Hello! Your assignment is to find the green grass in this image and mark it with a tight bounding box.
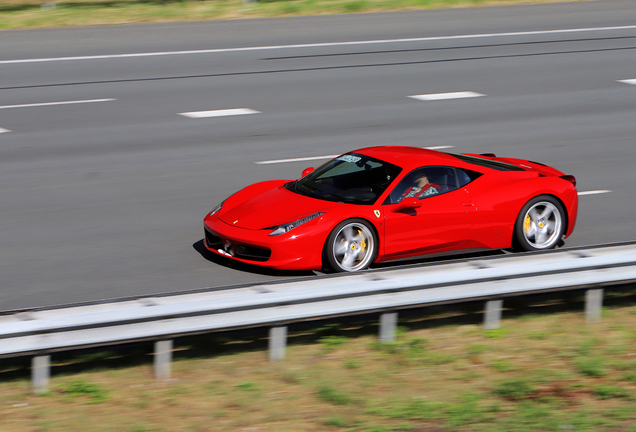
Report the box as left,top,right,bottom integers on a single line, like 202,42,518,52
59,379,108,403
576,357,606,377
319,335,348,350
316,385,353,405
493,378,535,400
592,385,632,400
0,0,585,30
235,381,260,391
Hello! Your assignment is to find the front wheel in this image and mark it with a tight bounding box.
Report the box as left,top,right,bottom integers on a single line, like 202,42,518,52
325,219,377,272
514,195,566,251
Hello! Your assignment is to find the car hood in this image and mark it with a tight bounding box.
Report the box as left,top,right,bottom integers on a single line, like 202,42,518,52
219,183,334,230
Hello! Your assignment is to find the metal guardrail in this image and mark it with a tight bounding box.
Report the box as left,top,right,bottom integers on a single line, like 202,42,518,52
3,242,636,393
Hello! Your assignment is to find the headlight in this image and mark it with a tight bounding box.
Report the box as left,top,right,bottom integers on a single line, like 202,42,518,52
269,212,324,236
208,201,224,216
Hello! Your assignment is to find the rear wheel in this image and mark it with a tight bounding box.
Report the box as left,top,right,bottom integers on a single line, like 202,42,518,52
514,195,565,251
325,219,377,272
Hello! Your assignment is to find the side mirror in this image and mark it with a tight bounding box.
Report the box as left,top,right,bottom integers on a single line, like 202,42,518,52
301,167,315,177
391,198,421,212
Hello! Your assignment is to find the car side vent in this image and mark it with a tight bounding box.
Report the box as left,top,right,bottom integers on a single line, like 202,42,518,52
479,153,496,157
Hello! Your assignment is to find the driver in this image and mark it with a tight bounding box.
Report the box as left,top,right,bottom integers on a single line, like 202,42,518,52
401,174,439,200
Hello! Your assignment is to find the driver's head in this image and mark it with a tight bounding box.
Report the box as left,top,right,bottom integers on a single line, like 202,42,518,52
415,175,430,188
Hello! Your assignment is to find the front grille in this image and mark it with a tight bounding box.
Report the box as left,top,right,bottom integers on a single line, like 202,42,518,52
204,227,271,262
235,244,271,262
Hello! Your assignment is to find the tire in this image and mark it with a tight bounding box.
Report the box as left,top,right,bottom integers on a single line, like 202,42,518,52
325,219,378,272
513,195,566,251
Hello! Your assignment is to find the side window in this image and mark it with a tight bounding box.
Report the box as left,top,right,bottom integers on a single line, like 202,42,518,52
457,168,483,187
385,166,460,204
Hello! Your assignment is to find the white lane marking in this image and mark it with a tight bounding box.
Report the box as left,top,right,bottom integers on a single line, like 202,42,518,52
0,127,11,133
424,146,455,150
578,190,611,196
255,146,455,164
256,155,338,165
409,92,485,101
618,79,636,85
0,99,115,109
179,108,260,118
3,25,636,65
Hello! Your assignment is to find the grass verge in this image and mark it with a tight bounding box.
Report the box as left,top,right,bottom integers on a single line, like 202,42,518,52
2,289,636,431
1,0,583,30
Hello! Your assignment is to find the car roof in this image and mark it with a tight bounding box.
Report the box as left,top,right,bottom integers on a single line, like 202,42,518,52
352,146,461,170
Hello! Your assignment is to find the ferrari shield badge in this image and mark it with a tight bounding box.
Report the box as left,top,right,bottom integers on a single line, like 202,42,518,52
374,210,381,218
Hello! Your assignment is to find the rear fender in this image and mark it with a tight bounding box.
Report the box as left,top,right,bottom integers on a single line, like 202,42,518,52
467,175,577,247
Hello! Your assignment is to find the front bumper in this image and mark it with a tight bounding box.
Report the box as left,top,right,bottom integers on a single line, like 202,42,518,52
203,216,327,271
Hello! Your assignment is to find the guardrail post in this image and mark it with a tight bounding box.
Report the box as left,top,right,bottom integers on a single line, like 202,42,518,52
154,340,173,380
32,355,50,393
269,326,287,362
380,312,398,343
484,300,503,330
585,289,604,323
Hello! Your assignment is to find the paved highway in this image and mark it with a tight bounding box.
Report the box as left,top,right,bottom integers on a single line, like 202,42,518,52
1,0,635,311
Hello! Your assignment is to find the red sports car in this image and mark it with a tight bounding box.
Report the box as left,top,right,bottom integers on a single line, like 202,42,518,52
204,146,577,272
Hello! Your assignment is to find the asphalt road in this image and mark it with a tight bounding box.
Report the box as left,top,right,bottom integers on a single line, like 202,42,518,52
1,0,636,311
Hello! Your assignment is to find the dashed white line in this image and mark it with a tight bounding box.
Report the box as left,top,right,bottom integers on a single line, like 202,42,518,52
578,190,611,196
424,146,455,150
0,99,116,110
3,25,636,65
256,155,338,165
0,127,11,133
179,108,260,119
618,79,636,85
255,146,455,165
409,92,485,101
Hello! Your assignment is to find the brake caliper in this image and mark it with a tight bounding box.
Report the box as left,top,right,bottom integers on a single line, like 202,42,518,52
524,215,532,234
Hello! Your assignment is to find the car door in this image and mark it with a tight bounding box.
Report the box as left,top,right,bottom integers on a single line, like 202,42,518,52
380,166,476,261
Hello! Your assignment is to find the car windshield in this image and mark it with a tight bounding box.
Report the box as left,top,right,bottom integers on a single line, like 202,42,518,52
287,153,402,205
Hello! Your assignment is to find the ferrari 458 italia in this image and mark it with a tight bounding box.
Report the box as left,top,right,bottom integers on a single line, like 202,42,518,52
204,146,578,272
